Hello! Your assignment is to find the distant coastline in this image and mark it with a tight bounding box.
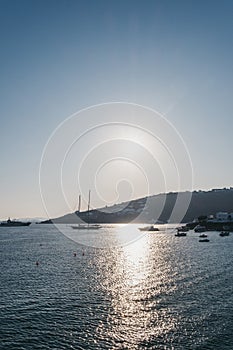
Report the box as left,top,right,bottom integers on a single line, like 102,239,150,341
39,187,233,225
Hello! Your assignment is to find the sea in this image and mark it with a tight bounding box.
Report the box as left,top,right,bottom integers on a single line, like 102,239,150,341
0,224,233,350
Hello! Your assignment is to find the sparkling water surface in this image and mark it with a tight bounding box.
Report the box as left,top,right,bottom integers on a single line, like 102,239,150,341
0,224,233,349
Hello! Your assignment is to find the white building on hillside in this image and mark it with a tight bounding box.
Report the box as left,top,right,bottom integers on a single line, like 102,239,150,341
216,212,232,221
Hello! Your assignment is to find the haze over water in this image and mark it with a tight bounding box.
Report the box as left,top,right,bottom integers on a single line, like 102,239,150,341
1,224,233,349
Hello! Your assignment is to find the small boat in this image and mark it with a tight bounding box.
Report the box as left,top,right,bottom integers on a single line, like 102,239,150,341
194,225,206,233
199,233,208,238
219,231,230,237
0,218,31,227
176,225,189,232
139,225,159,232
175,231,187,237
71,224,101,230
199,238,210,242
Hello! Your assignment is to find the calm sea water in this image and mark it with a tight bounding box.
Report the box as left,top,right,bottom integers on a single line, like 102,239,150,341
0,224,233,350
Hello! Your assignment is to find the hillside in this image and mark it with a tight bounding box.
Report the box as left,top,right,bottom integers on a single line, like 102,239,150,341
40,188,233,224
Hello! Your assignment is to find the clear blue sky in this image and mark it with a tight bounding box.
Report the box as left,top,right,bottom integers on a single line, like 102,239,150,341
0,0,233,218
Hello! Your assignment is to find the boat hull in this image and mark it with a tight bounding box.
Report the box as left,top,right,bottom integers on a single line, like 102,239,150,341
175,232,187,237
71,225,101,230
0,222,31,227
139,226,159,232
219,231,230,237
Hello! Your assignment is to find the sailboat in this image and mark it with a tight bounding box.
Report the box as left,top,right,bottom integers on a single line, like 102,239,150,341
71,190,101,230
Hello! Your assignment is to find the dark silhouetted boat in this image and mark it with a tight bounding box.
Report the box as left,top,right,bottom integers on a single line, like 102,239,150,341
176,225,189,232
0,218,31,227
199,238,210,242
175,231,187,237
199,233,208,238
219,231,230,237
139,225,159,232
194,225,206,233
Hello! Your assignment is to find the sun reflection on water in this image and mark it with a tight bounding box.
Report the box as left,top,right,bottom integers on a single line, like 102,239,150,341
95,224,179,348
121,234,151,287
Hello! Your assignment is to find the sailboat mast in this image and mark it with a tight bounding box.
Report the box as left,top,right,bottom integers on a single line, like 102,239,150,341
87,190,91,224
78,194,81,212
87,190,91,212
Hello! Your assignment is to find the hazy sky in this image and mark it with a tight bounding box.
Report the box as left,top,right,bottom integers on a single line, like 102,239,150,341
0,0,233,219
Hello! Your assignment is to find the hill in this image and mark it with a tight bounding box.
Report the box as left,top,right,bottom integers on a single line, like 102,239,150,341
40,188,233,224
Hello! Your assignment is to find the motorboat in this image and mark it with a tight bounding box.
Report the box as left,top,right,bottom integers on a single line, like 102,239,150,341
199,233,208,238
175,231,187,237
194,225,206,233
139,225,159,232
219,231,230,237
199,238,210,242
176,225,189,232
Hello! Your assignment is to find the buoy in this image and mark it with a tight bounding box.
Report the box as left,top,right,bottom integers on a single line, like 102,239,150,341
36,261,39,266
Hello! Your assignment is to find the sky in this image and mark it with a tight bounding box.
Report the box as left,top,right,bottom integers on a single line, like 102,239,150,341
0,0,233,219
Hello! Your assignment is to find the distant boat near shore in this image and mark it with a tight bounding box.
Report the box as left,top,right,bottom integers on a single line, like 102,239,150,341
194,225,206,233
139,225,159,232
199,233,208,238
176,225,189,232
175,231,187,237
71,224,101,230
0,218,31,227
71,191,102,230
174,226,188,236
219,231,230,237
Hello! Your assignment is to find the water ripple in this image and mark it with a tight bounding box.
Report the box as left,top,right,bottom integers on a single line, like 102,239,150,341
0,225,233,349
